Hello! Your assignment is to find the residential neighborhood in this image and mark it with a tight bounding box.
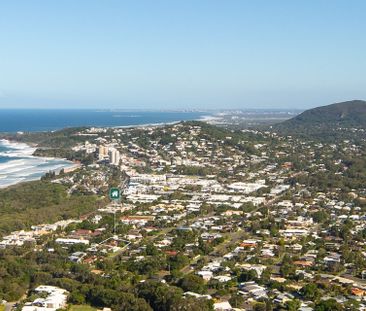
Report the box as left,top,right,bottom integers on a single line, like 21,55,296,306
1,121,366,311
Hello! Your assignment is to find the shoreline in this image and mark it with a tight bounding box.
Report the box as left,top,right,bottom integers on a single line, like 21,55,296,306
0,117,212,134
0,139,78,189
89,114,216,130
0,110,211,133
0,115,213,189
111,117,204,129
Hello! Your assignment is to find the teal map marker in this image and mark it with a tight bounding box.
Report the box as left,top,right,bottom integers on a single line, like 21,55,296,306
109,188,120,200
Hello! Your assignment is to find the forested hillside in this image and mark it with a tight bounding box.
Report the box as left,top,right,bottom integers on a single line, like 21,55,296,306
0,181,101,234
273,100,366,141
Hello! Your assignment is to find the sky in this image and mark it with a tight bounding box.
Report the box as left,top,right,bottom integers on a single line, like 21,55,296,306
0,0,366,110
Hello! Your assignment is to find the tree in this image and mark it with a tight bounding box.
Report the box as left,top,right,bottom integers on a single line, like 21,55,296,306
198,237,213,255
178,274,206,294
253,302,266,311
301,283,320,300
315,299,344,311
312,210,329,223
115,293,153,311
168,254,189,271
137,280,183,311
170,297,213,311
238,269,258,282
68,291,85,305
280,263,296,278
145,243,159,256
229,294,244,309
286,299,301,311
260,267,272,284
344,299,361,311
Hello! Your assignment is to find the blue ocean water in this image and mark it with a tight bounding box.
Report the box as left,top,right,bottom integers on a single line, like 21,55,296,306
0,144,17,164
0,139,75,188
0,109,207,188
0,109,206,132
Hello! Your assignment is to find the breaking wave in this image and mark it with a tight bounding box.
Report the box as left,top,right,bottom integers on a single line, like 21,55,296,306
0,139,76,188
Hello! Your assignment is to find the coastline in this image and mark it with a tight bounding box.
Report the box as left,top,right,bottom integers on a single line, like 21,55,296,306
0,139,78,189
109,114,214,129
0,109,210,133
0,114,213,189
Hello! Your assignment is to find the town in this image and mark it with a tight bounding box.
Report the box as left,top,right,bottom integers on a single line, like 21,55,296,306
1,120,366,311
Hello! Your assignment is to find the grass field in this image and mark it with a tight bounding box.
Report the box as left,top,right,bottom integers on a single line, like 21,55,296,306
69,305,97,311
0,304,5,311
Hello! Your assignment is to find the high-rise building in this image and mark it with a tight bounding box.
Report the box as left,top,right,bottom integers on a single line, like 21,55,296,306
109,149,120,165
98,145,109,160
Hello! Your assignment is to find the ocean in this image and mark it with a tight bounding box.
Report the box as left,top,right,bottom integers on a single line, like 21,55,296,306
0,139,76,188
0,109,207,132
0,109,207,188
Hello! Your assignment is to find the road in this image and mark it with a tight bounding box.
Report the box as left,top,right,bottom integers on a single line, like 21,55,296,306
179,195,280,275
180,228,248,275
5,303,14,311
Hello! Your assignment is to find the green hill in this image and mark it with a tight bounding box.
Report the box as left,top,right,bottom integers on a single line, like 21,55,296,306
273,100,366,141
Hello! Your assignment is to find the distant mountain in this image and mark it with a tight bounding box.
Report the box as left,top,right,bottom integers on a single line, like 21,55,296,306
273,100,366,141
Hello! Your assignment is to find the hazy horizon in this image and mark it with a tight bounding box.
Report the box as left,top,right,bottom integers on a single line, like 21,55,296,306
1,1,366,110
0,107,305,111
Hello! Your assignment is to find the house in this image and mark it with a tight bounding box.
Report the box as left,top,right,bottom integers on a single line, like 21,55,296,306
22,285,68,311
273,292,295,305
213,275,232,283
279,229,309,237
351,287,366,296
183,292,212,300
197,270,213,281
293,260,314,268
68,252,87,263
55,238,89,245
238,281,268,299
213,301,232,310
323,253,341,265
236,263,267,277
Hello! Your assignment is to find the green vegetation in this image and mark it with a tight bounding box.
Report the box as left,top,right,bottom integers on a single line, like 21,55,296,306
0,127,87,148
34,148,95,165
314,299,343,311
0,245,212,309
0,181,101,235
0,127,95,164
69,305,97,311
273,100,366,141
290,154,366,193
1,116,366,310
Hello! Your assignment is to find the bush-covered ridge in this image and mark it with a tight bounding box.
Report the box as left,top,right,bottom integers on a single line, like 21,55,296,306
0,181,100,235
273,100,366,141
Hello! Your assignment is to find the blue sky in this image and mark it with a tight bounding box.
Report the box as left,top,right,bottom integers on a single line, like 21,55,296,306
0,0,365,109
